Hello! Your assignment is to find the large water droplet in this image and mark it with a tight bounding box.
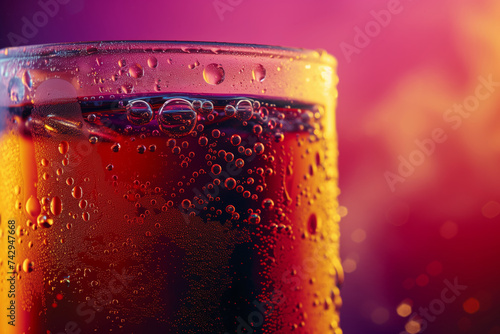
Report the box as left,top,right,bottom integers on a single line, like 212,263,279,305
50,197,62,216
8,77,25,103
129,64,144,78
203,63,225,85
26,196,41,218
147,56,158,68
252,64,266,82
22,259,34,273
22,70,33,89
37,214,53,228
236,100,254,121
58,141,69,154
72,186,83,199
158,98,197,137
126,100,153,125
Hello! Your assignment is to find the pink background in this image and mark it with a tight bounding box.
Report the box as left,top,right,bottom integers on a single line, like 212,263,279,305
2,0,500,333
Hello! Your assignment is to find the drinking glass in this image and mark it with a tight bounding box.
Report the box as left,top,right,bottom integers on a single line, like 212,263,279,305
0,41,342,333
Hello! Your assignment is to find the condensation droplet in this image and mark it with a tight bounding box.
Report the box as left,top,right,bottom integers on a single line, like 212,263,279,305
203,63,225,85
22,259,34,273
72,186,83,199
22,70,32,89
252,64,266,82
129,64,144,78
26,196,41,218
50,197,62,216
147,56,158,68
58,141,69,154
37,214,53,228
158,98,197,137
126,100,153,125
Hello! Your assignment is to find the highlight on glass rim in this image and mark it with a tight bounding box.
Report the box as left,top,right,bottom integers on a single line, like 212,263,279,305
0,41,342,333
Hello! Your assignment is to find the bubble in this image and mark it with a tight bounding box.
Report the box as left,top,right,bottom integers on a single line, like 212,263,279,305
253,125,263,134
212,129,221,138
224,105,236,117
37,214,53,228
227,135,241,146
87,114,97,122
198,136,208,146
111,143,121,152
72,186,83,199
203,63,225,85
137,145,146,154
181,199,191,210
22,259,34,273
147,56,158,68
252,64,266,82
248,213,261,224
201,101,214,114
236,100,254,121
58,141,69,154
235,158,244,168
22,70,32,89
158,98,197,137
89,136,98,144
262,198,274,210
129,64,144,78
211,164,222,175
226,205,235,213
8,77,25,103
225,152,234,162
26,196,41,218
50,197,62,216
225,178,236,190
126,100,153,125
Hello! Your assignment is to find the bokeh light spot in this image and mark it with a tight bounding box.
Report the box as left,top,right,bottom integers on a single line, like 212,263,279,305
337,205,348,217
397,302,413,317
343,258,357,273
405,319,421,334
463,297,480,314
371,307,390,325
482,201,500,219
426,260,443,276
440,220,458,239
415,274,429,287
351,228,367,243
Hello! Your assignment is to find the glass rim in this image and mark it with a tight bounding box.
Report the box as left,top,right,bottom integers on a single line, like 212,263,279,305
0,40,336,65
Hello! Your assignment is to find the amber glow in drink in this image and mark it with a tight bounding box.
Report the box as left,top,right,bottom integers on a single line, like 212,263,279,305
0,42,342,333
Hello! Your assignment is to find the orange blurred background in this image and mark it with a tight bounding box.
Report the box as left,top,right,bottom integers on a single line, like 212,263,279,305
1,0,500,333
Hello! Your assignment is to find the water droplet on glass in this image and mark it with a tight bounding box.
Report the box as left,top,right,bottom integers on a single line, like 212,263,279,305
308,214,318,234
58,141,69,154
8,77,25,103
252,64,266,82
147,56,158,68
22,70,32,89
203,63,225,85
236,100,254,121
126,100,153,125
72,186,83,199
37,214,53,228
26,196,41,218
22,259,34,273
129,64,144,78
50,197,62,216
158,98,197,137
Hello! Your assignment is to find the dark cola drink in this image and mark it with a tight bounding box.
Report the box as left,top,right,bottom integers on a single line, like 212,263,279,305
0,42,342,334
